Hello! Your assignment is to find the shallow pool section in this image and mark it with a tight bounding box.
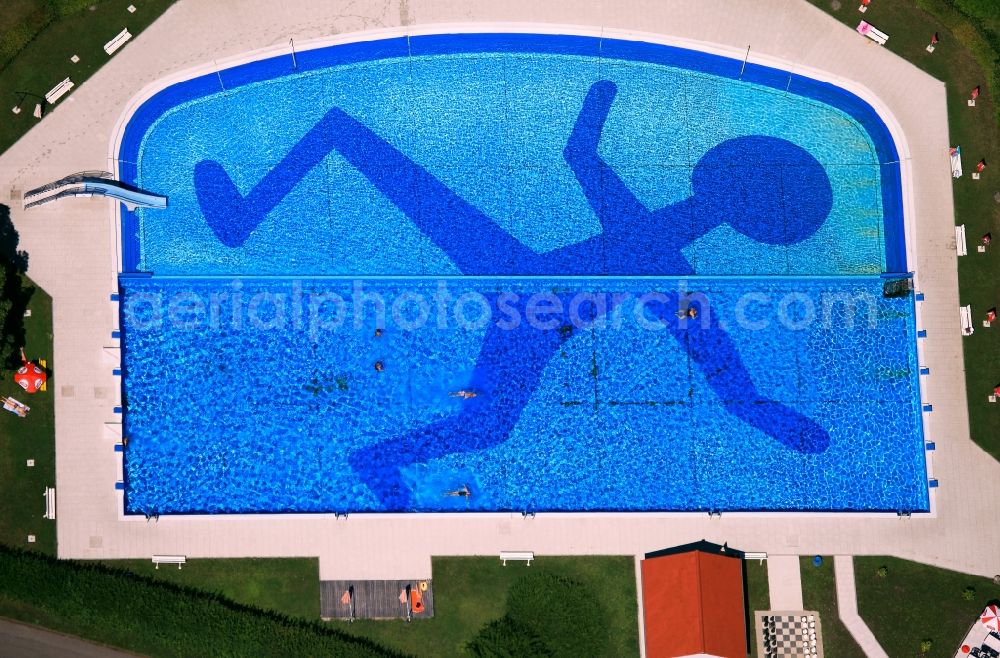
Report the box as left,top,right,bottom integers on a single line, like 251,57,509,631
122,35,902,279
120,277,927,514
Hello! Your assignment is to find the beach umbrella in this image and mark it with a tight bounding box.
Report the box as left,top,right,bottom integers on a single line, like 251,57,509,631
972,86,981,100
14,349,45,394
982,604,1000,631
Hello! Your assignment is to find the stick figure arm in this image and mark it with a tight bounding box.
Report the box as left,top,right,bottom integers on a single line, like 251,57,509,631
326,108,534,273
563,81,650,227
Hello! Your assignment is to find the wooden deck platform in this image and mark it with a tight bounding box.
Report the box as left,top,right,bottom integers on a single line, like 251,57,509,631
320,579,434,620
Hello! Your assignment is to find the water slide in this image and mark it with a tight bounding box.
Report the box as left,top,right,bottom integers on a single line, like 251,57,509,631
24,174,166,210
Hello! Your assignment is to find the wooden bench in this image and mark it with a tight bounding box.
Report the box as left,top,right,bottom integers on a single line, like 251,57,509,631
44,78,74,105
152,555,186,569
104,28,132,56
500,551,534,566
43,487,55,520
856,21,888,45
744,551,768,564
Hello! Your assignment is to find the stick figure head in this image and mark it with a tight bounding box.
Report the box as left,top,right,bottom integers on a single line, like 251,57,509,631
691,136,832,245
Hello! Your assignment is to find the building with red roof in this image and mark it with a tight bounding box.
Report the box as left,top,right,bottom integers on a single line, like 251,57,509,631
641,540,748,658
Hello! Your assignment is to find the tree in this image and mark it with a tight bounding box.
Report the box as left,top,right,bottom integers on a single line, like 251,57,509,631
466,616,552,658
0,204,30,369
504,572,607,658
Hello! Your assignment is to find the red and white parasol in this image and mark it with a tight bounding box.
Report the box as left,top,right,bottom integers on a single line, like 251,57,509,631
981,604,1000,631
14,349,46,394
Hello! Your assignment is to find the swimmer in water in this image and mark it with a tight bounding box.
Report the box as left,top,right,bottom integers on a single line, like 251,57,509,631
449,390,478,399
374,328,383,337
444,484,471,497
374,361,384,372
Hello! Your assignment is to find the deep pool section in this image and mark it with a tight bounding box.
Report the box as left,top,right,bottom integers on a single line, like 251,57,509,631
121,277,927,514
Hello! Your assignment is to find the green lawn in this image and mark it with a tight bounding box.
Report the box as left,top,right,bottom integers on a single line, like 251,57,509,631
339,556,639,658
856,556,1000,657
0,279,55,555
799,556,866,658
0,0,177,155
99,557,320,620
807,0,1000,460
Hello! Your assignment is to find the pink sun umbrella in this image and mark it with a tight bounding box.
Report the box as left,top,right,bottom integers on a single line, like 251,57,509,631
981,604,1000,632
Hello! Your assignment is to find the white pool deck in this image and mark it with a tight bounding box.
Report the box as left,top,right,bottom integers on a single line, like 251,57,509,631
1,0,995,592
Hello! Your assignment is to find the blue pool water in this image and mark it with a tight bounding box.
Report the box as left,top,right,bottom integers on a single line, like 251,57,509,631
118,34,927,513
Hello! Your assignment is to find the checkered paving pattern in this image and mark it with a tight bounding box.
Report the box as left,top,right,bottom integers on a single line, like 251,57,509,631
758,611,822,658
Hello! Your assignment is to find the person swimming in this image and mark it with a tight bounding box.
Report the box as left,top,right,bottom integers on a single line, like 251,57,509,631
444,484,471,497
374,361,384,372
449,390,478,399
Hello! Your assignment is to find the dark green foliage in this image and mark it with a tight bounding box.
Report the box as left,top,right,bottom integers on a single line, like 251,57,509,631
0,544,402,657
0,205,31,369
503,572,607,658
954,0,1000,21
466,616,552,658
0,0,114,70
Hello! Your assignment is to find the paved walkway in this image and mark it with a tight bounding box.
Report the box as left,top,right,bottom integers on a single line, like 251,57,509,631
767,555,804,611
834,556,890,658
0,619,140,658
0,0,995,589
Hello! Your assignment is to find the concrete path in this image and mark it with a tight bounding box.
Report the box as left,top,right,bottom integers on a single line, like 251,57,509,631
834,556,890,658
0,0,993,588
767,555,804,611
0,618,140,658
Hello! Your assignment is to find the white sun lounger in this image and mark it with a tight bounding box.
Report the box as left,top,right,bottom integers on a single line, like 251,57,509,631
956,224,968,256
951,146,963,178
961,305,974,336
857,21,889,45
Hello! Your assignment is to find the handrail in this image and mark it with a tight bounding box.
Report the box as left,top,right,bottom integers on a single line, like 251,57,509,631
25,171,113,198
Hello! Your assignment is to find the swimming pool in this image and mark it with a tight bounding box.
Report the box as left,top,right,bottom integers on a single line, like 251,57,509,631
117,33,927,514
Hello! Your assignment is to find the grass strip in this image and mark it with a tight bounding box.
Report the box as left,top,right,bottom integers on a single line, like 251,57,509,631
799,555,865,658
0,544,402,657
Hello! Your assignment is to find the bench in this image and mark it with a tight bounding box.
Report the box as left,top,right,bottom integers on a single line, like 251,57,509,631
956,224,968,256
43,487,55,520
152,555,186,569
500,551,534,566
44,78,74,105
961,304,974,336
857,21,888,45
104,28,132,56
744,551,768,564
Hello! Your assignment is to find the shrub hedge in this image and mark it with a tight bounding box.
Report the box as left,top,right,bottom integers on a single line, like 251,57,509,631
0,544,403,657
